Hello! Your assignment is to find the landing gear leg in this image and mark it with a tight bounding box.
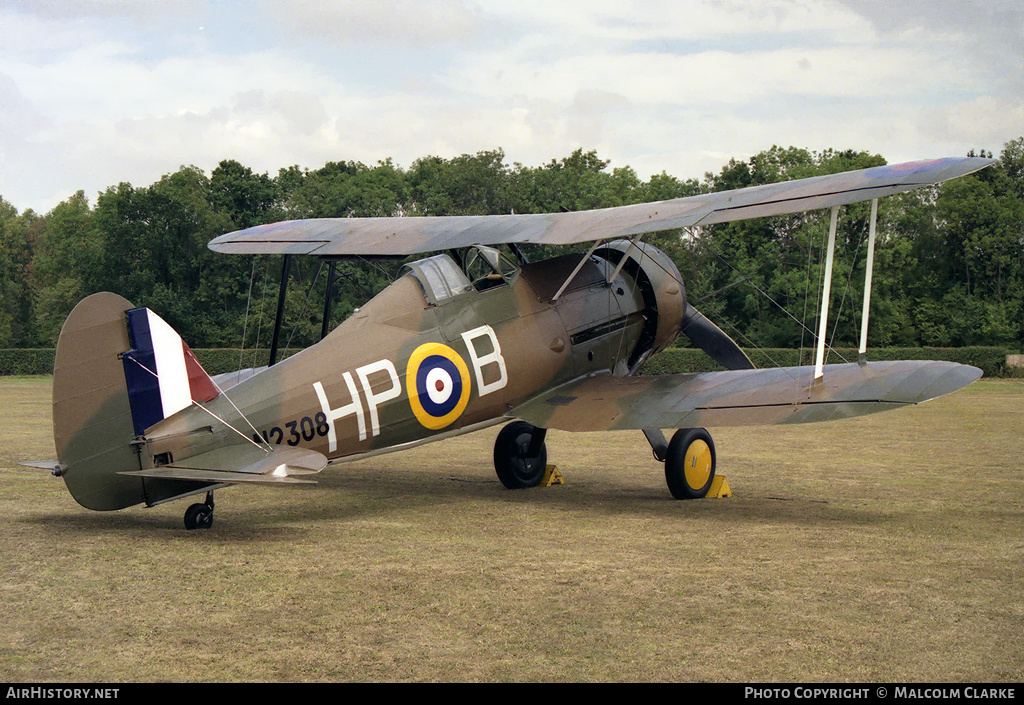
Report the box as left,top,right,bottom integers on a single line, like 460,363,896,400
184,491,215,530
493,421,548,489
642,428,669,461
664,428,716,500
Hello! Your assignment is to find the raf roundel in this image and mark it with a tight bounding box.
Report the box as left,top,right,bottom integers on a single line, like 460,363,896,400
406,343,472,430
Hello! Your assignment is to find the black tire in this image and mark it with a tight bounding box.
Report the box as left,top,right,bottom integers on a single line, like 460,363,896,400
184,502,214,530
665,428,716,500
493,421,548,489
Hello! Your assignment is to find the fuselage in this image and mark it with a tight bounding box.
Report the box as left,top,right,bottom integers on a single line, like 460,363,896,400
146,244,684,467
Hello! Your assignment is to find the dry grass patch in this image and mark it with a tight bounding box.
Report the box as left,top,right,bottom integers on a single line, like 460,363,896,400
1,376,1021,682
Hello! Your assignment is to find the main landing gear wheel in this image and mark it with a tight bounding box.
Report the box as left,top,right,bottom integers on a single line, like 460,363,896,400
183,491,215,530
665,428,716,500
493,421,548,489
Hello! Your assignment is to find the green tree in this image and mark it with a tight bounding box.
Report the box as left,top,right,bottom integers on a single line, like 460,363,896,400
0,198,37,346
511,148,640,214
31,192,102,345
287,160,408,218
90,167,248,346
408,150,512,216
209,159,280,229
4,138,1021,356
692,147,887,351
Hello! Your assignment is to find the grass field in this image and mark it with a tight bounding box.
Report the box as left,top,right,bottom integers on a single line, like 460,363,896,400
1,375,1022,682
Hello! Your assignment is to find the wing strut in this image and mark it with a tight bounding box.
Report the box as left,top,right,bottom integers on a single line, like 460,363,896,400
551,240,603,302
605,235,640,284
813,206,840,382
858,198,878,364
268,254,291,366
321,260,339,340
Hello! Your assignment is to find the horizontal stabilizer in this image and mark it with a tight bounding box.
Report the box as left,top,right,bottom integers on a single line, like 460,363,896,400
510,360,982,431
120,444,327,486
123,467,315,485
19,460,64,475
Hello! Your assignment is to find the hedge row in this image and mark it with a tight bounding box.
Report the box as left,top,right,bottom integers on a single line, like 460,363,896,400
0,349,54,375
0,348,301,377
1,345,1016,377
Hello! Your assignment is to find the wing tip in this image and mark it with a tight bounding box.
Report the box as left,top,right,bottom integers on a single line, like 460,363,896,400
866,155,997,183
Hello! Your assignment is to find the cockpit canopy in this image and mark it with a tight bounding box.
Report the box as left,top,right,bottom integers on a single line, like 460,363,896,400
462,245,520,291
402,254,472,306
403,245,521,306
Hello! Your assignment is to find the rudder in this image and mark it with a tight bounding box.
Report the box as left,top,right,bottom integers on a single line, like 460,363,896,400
53,293,217,511
121,307,218,436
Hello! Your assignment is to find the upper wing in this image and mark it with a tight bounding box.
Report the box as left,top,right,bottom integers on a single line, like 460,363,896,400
507,360,982,431
209,157,995,257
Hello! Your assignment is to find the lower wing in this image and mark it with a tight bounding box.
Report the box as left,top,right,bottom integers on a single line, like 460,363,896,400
508,360,981,431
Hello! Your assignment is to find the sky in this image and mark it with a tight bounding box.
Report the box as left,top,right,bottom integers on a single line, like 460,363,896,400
1,0,1021,213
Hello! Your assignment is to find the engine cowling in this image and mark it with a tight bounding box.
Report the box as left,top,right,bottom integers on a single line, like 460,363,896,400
594,240,687,372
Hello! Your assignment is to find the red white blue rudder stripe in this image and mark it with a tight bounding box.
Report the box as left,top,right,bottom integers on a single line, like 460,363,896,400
122,308,218,436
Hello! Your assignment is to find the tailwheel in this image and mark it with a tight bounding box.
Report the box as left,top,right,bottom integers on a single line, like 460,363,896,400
183,491,215,530
665,428,716,499
493,421,547,489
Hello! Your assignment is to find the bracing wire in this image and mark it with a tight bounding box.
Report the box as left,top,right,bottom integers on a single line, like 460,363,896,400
122,353,270,452
182,346,271,451
251,257,272,370
824,211,872,363
237,258,257,386
704,246,824,356
283,259,324,354
697,212,867,376
799,217,815,363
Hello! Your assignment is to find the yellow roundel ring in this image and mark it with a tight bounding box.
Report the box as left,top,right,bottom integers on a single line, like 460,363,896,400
683,439,713,491
406,342,472,430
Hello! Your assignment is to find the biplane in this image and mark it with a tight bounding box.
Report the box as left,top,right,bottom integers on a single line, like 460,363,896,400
32,156,994,528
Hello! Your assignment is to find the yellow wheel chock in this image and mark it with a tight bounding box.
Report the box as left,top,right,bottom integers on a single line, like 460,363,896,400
538,462,727,496
541,464,563,486
707,475,731,498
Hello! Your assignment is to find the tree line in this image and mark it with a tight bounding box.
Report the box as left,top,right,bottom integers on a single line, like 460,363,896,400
1,138,1021,355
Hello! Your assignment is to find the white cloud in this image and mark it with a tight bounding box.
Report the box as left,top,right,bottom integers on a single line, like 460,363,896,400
0,0,1019,213
259,0,482,45
477,0,875,44
928,97,1024,148
449,45,968,108
3,0,204,21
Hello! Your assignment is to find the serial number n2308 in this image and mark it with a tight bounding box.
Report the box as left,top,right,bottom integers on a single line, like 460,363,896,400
253,413,330,446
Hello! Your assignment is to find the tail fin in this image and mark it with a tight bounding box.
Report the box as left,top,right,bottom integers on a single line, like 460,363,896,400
53,293,217,511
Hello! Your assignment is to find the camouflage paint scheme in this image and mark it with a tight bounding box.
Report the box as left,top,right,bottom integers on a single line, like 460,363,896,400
45,156,994,513
144,243,679,472
52,240,685,509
